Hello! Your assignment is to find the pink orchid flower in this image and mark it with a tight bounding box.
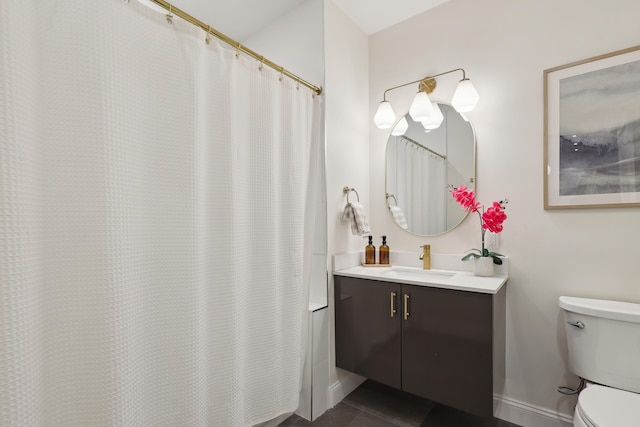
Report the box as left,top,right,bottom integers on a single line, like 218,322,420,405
482,202,507,233
450,186,480,213
449,185,508,265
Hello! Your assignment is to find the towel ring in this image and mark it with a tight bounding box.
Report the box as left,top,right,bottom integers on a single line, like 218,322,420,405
343,186,360,203
386,193,397,206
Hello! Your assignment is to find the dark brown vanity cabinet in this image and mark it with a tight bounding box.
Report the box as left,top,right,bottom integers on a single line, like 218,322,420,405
334,275,505,418
334,277,402,389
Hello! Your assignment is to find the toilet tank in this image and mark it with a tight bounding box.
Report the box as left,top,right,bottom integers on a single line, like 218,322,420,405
559,296,640,394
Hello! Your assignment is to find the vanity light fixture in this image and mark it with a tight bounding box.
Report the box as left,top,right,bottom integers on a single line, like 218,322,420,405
373,100,396,129
391,116,409,136
421,102,444,130
408,91,435,122
373,68,479,129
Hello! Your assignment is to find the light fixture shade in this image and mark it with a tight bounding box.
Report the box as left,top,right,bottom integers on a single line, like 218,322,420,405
421,103,444,130
391,116,408,136
451,78,480,112
409,91,435,122
374,101,396,129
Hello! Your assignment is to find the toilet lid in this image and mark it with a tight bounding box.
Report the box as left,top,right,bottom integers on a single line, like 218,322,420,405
577,384,640,427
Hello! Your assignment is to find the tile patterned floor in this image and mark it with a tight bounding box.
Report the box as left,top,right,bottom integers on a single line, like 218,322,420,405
279,380,521,427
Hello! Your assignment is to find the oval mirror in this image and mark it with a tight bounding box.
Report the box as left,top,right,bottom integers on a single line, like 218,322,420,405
385,103,476,236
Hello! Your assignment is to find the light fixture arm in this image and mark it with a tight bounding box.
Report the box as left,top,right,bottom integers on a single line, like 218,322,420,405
381,68,466,100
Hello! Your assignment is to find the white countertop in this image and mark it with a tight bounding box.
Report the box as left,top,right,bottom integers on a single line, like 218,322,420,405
334,265,508,295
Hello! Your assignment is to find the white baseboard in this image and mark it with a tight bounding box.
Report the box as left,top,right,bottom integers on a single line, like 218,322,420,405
329,374,573,427
329,370,366,407
493,394,573,427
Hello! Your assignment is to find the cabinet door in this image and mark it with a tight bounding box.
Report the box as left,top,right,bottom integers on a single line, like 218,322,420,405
334,276,401,389
401,285,493,417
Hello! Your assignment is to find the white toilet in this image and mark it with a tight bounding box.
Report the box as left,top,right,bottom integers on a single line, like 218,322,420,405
559,296,640,427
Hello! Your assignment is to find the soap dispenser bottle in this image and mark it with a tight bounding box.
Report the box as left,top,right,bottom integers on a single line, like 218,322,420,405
365,235,376,265
379,235,389,265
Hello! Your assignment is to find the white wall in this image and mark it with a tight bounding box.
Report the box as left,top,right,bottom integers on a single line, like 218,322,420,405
323,0,370,386
243,0,324,90
367,0,640,420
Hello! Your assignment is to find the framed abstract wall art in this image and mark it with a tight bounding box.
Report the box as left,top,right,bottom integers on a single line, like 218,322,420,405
544,45,640,209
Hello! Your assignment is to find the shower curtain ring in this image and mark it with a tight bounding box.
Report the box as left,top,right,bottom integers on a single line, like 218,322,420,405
166,4,173,24
205,26,211,44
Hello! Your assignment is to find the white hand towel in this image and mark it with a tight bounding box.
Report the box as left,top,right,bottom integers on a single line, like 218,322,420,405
389,205,408,230
342,202,371,236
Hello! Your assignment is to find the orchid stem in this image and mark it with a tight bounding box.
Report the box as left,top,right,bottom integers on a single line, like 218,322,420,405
478,210,485,256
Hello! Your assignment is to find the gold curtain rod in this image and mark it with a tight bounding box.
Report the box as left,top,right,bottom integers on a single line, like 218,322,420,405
400,135,446,160
147,0,323,95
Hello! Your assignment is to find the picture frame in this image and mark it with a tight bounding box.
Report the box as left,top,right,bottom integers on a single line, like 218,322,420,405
544,45,640,209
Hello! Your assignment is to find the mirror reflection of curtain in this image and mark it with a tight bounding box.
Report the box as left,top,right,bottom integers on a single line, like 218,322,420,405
388,137,447,234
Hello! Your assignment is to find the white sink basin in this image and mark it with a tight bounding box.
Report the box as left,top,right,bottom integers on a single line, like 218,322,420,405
381,267,455,281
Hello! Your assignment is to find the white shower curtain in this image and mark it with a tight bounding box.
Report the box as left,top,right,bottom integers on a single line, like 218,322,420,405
387,137,447,235
0,1,322,426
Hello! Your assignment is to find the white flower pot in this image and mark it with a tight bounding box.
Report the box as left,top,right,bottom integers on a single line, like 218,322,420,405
474,257,495,277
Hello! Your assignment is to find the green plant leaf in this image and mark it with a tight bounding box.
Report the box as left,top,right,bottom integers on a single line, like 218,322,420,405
491,255,503,265
461,252,480,261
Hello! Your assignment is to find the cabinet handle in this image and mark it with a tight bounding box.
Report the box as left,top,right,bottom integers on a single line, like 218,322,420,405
390,292,397,318
403,293,410,320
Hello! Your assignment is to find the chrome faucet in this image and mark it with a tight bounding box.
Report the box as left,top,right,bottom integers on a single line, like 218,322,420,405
419,244,431,270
